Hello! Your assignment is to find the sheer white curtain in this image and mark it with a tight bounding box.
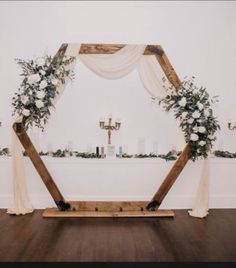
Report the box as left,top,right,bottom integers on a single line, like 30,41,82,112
9,43,208,218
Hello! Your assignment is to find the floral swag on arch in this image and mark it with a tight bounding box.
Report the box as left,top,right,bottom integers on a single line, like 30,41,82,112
9,44,220,218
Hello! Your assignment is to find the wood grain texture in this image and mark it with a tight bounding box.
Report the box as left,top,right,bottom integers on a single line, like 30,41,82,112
79,43,164,55
1,209,236,261
155,46,181,89
150,144,190,207
69,201,149,212
43,208,174,218
13,123,65,205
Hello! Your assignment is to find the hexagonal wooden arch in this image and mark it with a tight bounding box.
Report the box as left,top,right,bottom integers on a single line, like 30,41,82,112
13,43,190,218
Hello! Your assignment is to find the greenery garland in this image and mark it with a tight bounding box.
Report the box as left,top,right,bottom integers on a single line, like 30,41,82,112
214,150,236,158
12,55,75,130
6,148,236,159
0,148,10,156
159,76,220,161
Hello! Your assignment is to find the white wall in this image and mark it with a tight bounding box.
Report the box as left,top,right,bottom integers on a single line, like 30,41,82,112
0,1,236,153
0,1,236,208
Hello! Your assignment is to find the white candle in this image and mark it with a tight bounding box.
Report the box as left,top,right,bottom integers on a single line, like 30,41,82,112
108,113,112,119
138,138,145,154
153,141,158,155
123,144,128,154
87,144,93,153
218,139,224,151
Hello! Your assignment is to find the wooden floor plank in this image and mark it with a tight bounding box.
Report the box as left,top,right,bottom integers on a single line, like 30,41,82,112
1,209,236,261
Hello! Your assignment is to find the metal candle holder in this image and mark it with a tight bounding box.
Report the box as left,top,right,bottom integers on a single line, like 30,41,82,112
99,115,121,144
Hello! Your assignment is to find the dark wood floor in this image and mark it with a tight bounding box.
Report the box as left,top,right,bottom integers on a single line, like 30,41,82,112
0,209,236,262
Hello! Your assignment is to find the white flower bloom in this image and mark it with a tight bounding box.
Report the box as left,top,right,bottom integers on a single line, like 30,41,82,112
193,126,199,133
190,133,199,141
56,70,60,75
204,109,210,117
199,140,206,146
208,134,216,140
51,78,58,86
22,109,30,116
36,91,45,99
193,89,198,95
197,102,204,111
28,74,41,85
181,112,188,119
35,57,45,66
21,95,29,105
198,126,206,133
39,80,48,89
40,70,46,75
178,97,187,107
35,100,44,108
187,118,194,124
192,111,201,119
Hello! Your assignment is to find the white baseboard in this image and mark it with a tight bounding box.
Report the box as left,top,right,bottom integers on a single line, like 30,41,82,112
1,194,236,209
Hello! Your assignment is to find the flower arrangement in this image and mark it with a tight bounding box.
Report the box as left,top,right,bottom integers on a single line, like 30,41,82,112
12,55,75,130
159,76,220,161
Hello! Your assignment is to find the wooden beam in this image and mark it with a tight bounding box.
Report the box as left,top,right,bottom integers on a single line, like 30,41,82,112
78,43,180,87
43,208,174,218
147,144,190,210
13,123,70,211
155,45,181,89
79,43,164,56
69,201,149,212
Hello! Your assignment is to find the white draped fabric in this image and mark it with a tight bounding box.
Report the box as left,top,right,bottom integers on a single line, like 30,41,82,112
79,45,146,79
9,43,209,218
188,158,210,218
7,124,34,215
138,55,170,99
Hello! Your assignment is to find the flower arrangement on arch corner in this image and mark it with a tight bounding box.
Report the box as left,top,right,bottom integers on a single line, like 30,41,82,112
12,54,76,131
158,76,220,161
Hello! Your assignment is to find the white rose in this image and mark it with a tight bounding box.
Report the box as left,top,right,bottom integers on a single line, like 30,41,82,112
35,100,44,108
178,97,187,107
181,112,188,119
204,109,210,117
190,133,199,141
51,78,58,86
197,102,204,111
187,118,194,124
198,126,206,133
193,126,199,133
208,134,216,140
39,80,48,89
21,95,29,105
28,74,41,85
36,91,45,99
22,109,30,117
35,57,45,66
199,140,206,146
40,70,46,75
192,111,201,119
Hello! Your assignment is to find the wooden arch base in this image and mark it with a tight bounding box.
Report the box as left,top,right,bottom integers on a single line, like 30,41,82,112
14,43,190,218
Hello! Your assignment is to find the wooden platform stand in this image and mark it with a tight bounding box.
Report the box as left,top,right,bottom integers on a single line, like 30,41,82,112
14,43,190,218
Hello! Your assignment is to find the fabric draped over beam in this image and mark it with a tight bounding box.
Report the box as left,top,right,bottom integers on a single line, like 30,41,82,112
8,43,209,218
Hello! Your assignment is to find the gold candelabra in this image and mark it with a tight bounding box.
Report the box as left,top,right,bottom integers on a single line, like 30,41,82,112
99,115,121,144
